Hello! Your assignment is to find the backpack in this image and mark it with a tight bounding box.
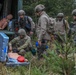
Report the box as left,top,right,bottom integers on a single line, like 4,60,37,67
47,17,55,34
24,16,31,31
18,16,31,31
47,18,69,35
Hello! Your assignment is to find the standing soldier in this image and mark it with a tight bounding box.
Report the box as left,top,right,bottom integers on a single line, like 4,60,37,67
54,13,70,43
53,13,70,55
71,9,76,69
70,9,76,45
18,10,35,36
34,4,51,59
9,29,32,56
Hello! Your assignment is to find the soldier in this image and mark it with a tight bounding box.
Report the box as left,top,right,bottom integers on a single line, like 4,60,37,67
35,4,51,44
9,29,32,56
70,9,76,45
54,13,70,43
34,4,51,59
18,10,35,36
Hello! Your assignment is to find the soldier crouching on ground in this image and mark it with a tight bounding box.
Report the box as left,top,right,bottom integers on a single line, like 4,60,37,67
9,29,32,56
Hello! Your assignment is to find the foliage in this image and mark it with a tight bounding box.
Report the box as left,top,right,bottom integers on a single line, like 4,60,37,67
23,0,76,21
0,1,76,75
44,33,76,75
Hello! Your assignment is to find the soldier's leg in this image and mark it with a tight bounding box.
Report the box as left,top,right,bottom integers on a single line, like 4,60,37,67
18,49,26,56
37,39,47,59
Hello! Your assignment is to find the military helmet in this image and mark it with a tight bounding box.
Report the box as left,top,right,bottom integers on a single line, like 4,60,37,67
72,9,76,16
18,10,25,16
35,4,45,13
57,13,64,18
18,29,26,36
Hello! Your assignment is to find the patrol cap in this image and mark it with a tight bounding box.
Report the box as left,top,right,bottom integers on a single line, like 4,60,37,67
57,13,64,18
18,10,26,16
72,9,76,16
18,29,26,36
35,4,45,13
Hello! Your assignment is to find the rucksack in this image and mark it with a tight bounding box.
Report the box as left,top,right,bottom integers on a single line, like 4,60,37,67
47,17,55,34
18,16,31,31
24,16,31,31
47,18,69,35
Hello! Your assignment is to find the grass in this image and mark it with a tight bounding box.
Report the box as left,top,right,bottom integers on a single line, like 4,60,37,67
0,51,58,75
0,34,76,75
0,49,76,75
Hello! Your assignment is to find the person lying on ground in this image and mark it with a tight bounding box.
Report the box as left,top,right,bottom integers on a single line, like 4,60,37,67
8,52,28,62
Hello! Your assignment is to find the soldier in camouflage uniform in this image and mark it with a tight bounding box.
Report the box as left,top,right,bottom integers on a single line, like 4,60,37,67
70,9,76,45
34,4,51,59
53,13,70,55
35,4,51,44
18,10,35,36
54,13,70,43
9,29,32,56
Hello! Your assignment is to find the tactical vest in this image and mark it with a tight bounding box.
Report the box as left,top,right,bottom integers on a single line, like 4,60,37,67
70,21,76,33
54,19,66,35
18,16,31,32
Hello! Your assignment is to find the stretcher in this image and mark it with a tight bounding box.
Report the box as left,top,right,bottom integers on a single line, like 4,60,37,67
6,55,30,67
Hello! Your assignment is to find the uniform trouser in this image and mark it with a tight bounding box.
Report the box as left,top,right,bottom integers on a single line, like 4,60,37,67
54,34,65,54
37,47,46,59
37,40,47,59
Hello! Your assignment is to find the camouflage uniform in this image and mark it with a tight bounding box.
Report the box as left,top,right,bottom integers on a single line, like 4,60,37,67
35,4,50,59
36,11,51,41
18,10,35,34
70,9,76,44
54,13,69,42
70,21,76,44
53,13,70,54
54,19,69,35
9,29,32,55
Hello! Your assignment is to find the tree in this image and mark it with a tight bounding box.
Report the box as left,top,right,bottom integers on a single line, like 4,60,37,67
23,0,76,18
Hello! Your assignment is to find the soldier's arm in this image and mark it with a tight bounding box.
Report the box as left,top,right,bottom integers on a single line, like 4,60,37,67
18,37,31,50
65,20,70,33
38,17,47,41
9,37,18,46
9,37,18,51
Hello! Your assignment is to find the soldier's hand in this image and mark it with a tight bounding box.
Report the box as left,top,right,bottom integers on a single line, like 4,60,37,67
30,31,33,35
9,46,12,51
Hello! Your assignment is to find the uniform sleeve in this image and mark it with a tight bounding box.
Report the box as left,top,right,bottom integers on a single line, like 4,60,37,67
9,37,18,46
38,17,47,41
18,37,32,50
28,16,35,31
